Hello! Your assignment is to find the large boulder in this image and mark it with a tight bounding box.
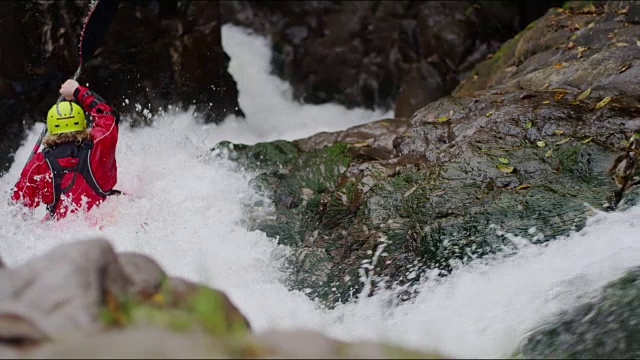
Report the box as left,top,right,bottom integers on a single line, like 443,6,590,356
517,267,640,359
0,239,251,351
216,1,640,307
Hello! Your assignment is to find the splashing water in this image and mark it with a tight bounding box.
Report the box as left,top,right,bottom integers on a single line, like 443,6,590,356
0,24,638,358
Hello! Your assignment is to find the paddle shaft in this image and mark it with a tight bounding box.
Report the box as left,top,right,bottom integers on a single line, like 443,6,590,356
24,64,83,166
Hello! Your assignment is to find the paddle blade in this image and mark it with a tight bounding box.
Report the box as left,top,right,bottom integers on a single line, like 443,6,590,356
79,0,119,64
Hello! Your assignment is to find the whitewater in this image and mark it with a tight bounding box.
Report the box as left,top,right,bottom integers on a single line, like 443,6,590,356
1,24,638,358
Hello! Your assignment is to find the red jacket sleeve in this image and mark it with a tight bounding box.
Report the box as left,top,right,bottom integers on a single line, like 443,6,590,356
73,85,119,192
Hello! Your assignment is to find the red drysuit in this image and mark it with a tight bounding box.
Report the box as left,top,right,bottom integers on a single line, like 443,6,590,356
11,85,119,220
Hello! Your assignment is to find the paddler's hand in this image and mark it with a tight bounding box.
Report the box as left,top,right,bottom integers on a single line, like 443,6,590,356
59,79,80,100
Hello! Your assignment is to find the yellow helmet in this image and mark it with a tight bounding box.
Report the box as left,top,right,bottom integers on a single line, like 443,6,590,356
47,101,86,135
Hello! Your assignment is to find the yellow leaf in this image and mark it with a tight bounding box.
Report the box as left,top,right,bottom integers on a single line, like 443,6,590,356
582,137,593,144
496,164,515,173
486,111,494,117
554,92,566,100
588,22,595,28
615,42,629,47
553,130,564,135
595,96,611,109
525,121,532,129
576,87,591,101
556,137,572,145
619,63,631,74
553,63,564,69
151,293,165,304
516,184,532,190
436,115,449,122
542,100,551,104
545,149,553,158
536,141,546,147
637,39,640,47
352,141,370,147
497,157,510,164
403,185,419,198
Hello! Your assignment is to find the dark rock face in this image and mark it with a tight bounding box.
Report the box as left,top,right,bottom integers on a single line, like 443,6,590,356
221,0,564,118
0,0,243,175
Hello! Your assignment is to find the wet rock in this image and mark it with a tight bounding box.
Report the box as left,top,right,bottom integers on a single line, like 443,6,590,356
0,239,130,342
219,0,639,307
222,0,564,117
518,267,640,359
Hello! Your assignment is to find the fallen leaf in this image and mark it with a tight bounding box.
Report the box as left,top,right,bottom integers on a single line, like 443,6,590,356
536,141,546,147
497,157,510,164
436,115,449,122
352,141,370,147
486,111,494,117
403,185,419,197
556,137,572,145
578,46,589,58
615,42,629,47
521,93,537,100
545,149,554,158
516,184,532,190
554,92,566,100
567,41,575,49
553,130,564,135
618,63,631,74
637,39,640,46
525,121,533,129
595,96,612,109
616,5,629,14
553,63,564,69
576,87,591,101
588,22,595,28
430,189,446,196
582,137,593,144
539,82,550,90
496,164,515,173
542,100,551,104
494,99,503,103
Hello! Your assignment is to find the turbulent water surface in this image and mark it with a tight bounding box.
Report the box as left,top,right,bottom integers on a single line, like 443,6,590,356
1,25,638,358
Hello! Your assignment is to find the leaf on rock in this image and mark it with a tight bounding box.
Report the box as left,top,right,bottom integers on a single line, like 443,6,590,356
594,96,612,109
553,130,564,135
403,185,419,197
486,111,494,117
556,137,572,145
553,63,564,69
542,100,551,104
618,63,631,74
497,157,510,164
582,137,593,144
436,115,449,122
576,87,591,101
525,121,533,129
536,141,546,147
545,148,553,158
554,92,566,100
615,42,629,47
496,164,515,173
516,184,532,190
578,46,589,58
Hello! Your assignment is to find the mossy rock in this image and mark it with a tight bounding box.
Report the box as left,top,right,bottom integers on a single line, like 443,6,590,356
516,267,640,359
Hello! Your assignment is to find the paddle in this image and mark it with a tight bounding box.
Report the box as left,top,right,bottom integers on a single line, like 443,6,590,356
23,0,119,167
